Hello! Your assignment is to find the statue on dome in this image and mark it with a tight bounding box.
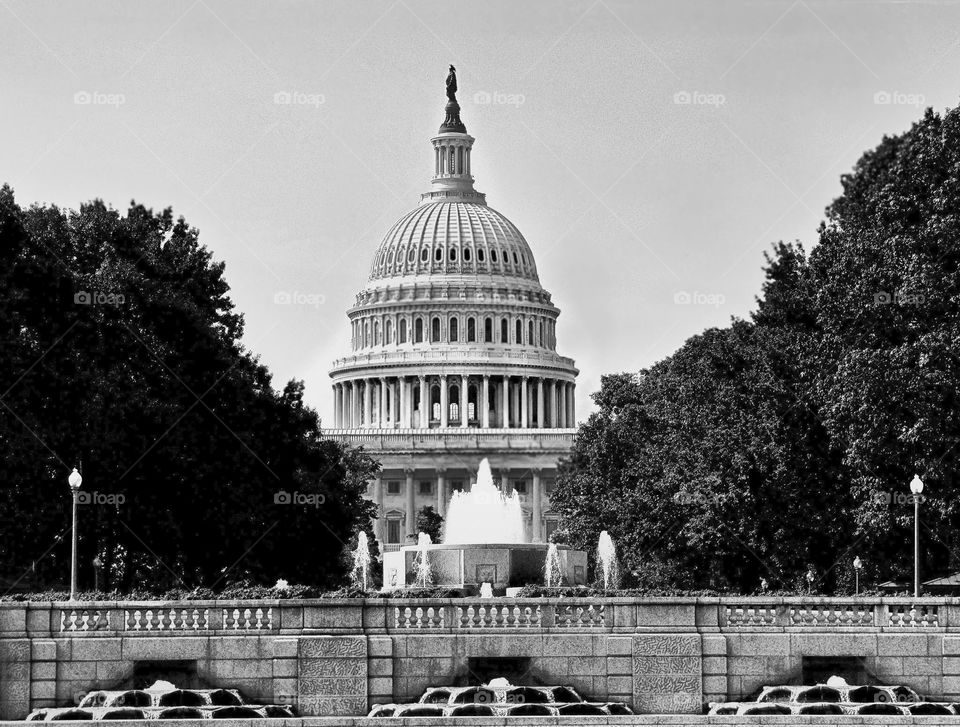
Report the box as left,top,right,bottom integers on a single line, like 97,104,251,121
445,65,458,102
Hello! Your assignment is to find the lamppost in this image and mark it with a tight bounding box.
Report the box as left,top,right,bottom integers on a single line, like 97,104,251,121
805,568,815,594
67,468,83,600
92,556,102,592
910,474,924,598
853,556,863,596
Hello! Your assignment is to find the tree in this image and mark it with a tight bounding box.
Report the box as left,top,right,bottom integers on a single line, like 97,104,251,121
416,506,444,543
0,187,378,591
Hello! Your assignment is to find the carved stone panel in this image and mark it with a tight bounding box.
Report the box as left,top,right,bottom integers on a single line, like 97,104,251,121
632,634,702,714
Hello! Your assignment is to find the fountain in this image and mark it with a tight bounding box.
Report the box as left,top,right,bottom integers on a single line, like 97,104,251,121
382,458,587,593
597,530,620,590
544,542,564,587
350,531,371,591
413,532,434,588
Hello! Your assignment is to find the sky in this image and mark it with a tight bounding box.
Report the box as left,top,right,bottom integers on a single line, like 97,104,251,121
3,0,958,422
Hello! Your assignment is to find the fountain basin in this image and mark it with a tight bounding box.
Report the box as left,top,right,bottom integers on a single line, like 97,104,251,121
383,543,587,592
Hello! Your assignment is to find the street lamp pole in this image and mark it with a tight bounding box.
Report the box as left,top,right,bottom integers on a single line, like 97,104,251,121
67,468,83,601
853,556,862,596
910,474,924,599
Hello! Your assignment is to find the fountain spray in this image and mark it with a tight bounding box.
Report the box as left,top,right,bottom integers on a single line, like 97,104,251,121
350,531,371,591
597,530,620,591
413,532,434,588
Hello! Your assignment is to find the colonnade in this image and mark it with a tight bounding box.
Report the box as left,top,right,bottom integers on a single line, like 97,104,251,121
332,374,575,429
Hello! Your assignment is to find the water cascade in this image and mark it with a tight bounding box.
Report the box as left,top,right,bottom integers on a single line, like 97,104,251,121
544,542,564,587
596,530,620,590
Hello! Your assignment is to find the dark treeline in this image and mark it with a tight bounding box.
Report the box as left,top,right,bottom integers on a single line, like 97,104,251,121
554,105,960,594
0,187,377,593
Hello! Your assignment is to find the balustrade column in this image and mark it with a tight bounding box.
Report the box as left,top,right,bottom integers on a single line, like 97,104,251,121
363,379,372,428
536,379,544,428
418,376,428,429
482,375,490,428
436,469,447,518
532,469,543,542
440,374,449,427
461,374,469,428
501,376,510,428
404,468,416,542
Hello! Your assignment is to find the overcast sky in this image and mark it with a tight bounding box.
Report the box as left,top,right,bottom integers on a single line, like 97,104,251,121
3,0,958,422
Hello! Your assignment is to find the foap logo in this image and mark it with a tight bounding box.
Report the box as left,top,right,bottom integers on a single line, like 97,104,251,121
273,291,326,308
873,90,926,108
273,90,325,108
74,290,125,306
472,90,526,107
77,491,126,506
872,491,924,506
274,490,326,508
673,290,726,308
73,91,125,108
673,90,726,107
873,291,925,306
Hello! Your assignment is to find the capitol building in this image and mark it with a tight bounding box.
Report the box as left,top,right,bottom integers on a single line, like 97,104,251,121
326,69,579,551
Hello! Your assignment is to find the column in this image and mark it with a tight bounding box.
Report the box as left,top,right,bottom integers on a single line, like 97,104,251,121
373,476,385,543
481,375,490,428
521,376,529,428
362,379,372,428
558,382,567,428
536,379,544,429
405,468,416,542
349,381,358,428
568,383,576,426
379,377,387,428
460,374,469,428
548,380,557,428
436,468,447,518
332,385,340,427
399,376,408,428
501,376,510,429
532,469,543,542
391,379,399,428
418,376,428,428
440,375,449,427
511,380,520,428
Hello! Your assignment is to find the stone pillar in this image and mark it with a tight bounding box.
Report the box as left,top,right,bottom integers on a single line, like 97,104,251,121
460,374,469,428
440,374,449,428
559,382,567,428
548,380,556,428
568,382,576,426
377,378,386,427
532,469,543,542
536,379,544,428
436,469,446,518
332,384,340,427
362,379,372,428
373,476,384,543
501,376,510,429
349,380,358,428
399,377,408,428
511,380,520,428
521,376,529,428
405,468,416,541
482,375,490,428
389,379,398,427
418,376,428,429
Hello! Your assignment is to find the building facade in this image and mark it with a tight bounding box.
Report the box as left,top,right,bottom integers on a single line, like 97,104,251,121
326,70,578,551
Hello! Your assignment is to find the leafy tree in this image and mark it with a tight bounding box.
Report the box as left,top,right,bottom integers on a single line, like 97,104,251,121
0,187,377,591
416,506,444,543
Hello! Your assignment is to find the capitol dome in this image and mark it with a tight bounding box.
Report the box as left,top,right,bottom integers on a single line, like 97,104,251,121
368,201,540,284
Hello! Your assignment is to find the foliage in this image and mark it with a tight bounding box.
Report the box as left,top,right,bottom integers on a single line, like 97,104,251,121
0,188,378,592
554,104,960,593
415,505,444,543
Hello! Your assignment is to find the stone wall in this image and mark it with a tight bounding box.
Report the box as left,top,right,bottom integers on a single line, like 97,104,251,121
3,597,960,718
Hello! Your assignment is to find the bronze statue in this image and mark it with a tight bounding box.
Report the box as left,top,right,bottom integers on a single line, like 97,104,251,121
446,65,457,102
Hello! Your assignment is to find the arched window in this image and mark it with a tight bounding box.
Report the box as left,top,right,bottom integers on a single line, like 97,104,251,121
399,319,408,343
450,248,457,262
420,248,429,262
463,248,471,262
500,318,508,343
450,385,460,421
467,317,476,342
431,317,441,343
491,249,498,263
374,320,381,345
484,317,493,343
528,321,534,346
415,318,424,343
478,248,486,262
516,320,522,344
435,247,443,262
386,319,393,344
450,317,459,342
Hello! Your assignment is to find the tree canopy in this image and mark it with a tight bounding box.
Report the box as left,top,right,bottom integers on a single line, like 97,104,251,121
0,187,377,592
554,105,960,593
